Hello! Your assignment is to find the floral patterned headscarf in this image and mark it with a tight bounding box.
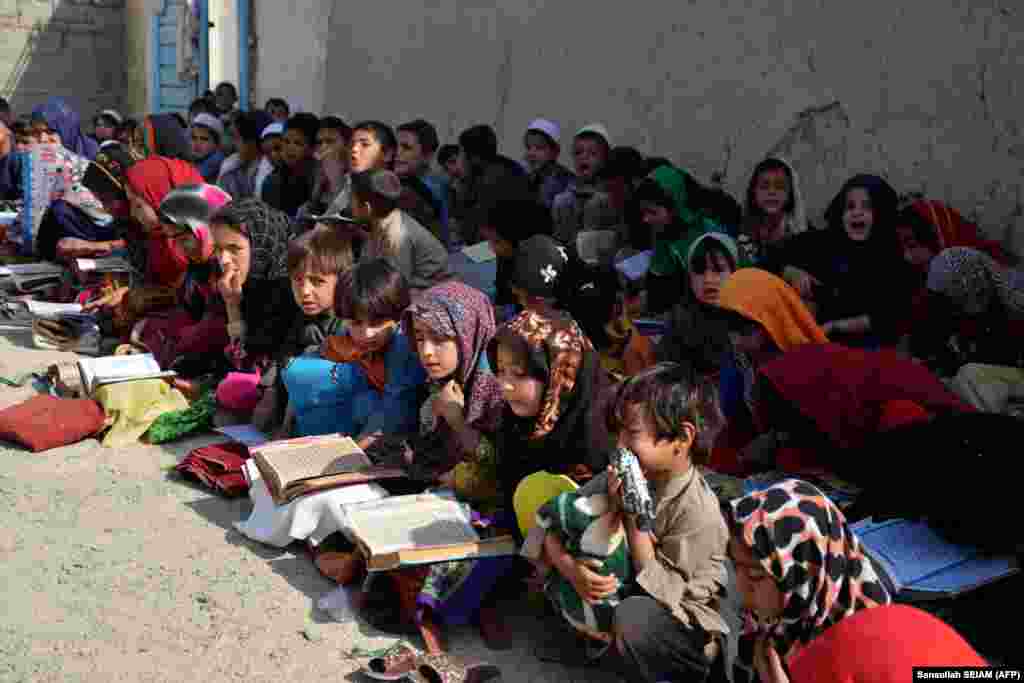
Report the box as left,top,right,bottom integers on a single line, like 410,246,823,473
496,309,594,440
403,280,503,431
726,479,891,657
926,247,1024,320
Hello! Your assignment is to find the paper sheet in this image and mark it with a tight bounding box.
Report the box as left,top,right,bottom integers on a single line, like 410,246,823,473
214,424,270,447
615,250,653,281
461,241,497,263
25,301,83,316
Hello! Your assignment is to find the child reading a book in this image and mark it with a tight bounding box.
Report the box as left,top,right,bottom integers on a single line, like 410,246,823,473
359,280,511,657
531,362,730,682
723,479,891,683
278,257,424,440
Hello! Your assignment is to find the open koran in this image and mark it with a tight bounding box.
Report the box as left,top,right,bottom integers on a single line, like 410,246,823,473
344,493,517,571
77,353,177,397
249,434,405,505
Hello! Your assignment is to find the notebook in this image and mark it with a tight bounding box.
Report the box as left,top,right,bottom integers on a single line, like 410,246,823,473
77,353,177,397
343,493,517,571
614,250,653,282
250,433,405,505
851,517,1019,599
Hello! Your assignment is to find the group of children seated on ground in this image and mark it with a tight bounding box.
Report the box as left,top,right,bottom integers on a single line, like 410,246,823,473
0,88,1017,681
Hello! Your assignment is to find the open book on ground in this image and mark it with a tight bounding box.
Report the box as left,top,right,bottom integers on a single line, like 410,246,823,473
343,493,517,571
0,262,68,293
77,353,177,397
851,517,1019,599
249,433,405,505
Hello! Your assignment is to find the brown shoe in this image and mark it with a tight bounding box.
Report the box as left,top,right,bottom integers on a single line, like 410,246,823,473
364,641,419,681
411,653,502,683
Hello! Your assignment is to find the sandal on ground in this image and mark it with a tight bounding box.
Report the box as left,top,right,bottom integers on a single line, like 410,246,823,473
410,653,502,683
363,641,420,681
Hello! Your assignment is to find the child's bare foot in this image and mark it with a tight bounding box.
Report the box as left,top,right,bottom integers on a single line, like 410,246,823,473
419,613,445,655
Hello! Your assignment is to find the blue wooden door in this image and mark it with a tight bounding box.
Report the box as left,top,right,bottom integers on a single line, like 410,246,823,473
150,0,205,114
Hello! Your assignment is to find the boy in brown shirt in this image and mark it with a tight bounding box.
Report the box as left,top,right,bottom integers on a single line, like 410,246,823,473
542,363,732,682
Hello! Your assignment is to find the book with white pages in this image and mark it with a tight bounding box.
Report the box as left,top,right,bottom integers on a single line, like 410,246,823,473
77,353,176,397
343,493,517,571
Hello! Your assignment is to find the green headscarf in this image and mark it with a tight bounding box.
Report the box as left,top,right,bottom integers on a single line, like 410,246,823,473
646,165,720,277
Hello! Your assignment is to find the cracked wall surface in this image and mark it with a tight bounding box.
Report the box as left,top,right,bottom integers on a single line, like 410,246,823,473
265,0,1023,258
0,0,126,118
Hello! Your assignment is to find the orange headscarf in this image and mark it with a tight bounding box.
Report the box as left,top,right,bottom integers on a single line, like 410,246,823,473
321,334,388,392
718,268,828,350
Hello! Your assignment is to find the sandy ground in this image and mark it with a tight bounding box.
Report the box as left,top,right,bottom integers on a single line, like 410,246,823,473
0,327,630,683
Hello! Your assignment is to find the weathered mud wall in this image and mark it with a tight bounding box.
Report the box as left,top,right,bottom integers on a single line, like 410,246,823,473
252,1,1023,256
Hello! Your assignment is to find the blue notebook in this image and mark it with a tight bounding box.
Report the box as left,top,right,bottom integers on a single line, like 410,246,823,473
851,518,1018,598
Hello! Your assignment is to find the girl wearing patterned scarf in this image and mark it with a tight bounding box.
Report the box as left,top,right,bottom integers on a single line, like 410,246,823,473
210,199,300,413
918,247,1024,414
362,280,513,657
490,309,616,525
723,479,891,683
30,97,99,160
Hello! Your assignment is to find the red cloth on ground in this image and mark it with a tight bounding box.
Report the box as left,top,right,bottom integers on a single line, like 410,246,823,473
758,343,972,452
0,395,105,452
789,604,987,682
175,442,249,497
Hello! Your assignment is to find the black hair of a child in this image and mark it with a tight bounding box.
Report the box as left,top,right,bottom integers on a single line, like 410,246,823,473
482,195,553,244
234,111,268,142
745,158,796,219
287,224,354,277
265,97,289,114
215,81,238,98
896,206,943,254
285,113,321,146
350,169,399,214
606,362,724,465
334,258,410,322
117,118,138,136
352,120,398,154
0,98,9,114
458,125,498,162
319,115,352,141
600,146,646,182
397,119,440,156
189,96,217,117
689,237,737,275
438,144,460,167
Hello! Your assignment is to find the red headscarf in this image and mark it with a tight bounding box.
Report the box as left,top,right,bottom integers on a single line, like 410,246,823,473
911,199,1009,265
123,158,204,286
758,343,972,452
789,604,987,681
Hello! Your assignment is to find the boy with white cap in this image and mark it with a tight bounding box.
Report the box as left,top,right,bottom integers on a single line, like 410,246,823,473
524,118,575,209
190,112,227,183
552,123,622,247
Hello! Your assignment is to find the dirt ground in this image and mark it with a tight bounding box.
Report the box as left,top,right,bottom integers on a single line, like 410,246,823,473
0,327,631,683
